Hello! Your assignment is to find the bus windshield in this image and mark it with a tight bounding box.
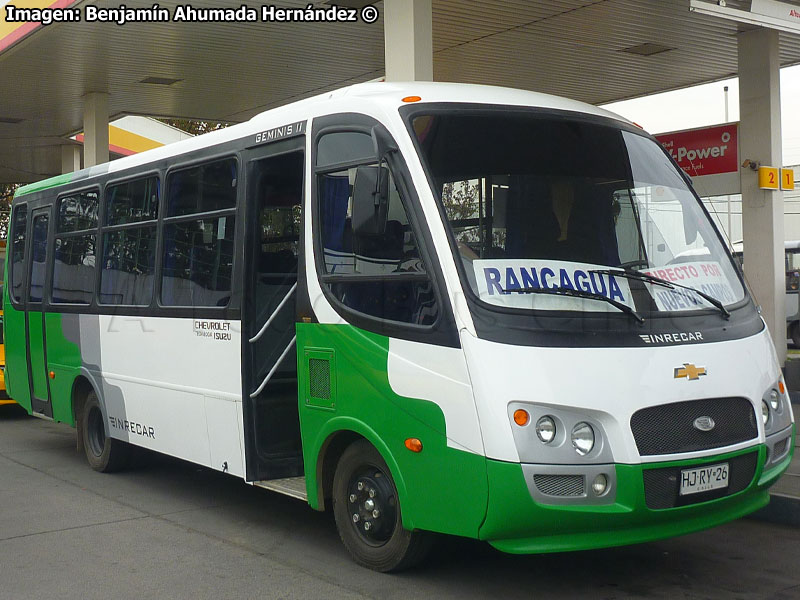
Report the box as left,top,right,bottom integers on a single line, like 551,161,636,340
410,109,745,317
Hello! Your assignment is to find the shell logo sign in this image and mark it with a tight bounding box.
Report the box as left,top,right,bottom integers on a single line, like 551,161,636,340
656,124,739,177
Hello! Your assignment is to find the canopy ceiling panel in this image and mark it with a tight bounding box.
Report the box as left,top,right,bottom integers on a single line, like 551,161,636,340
2,0,800,182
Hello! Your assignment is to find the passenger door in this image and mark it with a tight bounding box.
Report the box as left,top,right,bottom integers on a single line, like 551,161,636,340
241,137,306,481
26,207,52,417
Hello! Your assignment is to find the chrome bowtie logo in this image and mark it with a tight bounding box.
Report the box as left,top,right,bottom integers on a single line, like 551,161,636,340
693,416,716,432
674,363,707,381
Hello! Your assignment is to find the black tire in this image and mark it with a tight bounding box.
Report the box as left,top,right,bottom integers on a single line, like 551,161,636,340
78,391,130,473
332,439,433,572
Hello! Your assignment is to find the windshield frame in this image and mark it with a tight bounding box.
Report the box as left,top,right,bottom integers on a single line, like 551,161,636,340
400,103,754,335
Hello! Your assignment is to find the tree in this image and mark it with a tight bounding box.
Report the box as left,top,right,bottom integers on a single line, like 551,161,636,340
441,179,506,252
158,118,229,136
0,183,18,239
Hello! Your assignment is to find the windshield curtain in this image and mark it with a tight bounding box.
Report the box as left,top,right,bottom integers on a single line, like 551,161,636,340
410,110,745,316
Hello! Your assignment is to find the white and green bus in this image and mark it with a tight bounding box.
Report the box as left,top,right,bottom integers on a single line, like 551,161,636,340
4,82,795,571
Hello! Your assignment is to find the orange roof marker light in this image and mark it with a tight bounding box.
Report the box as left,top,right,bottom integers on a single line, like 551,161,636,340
402,96,422,103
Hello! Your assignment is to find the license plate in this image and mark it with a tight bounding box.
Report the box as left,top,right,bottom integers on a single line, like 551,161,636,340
679,462,729,496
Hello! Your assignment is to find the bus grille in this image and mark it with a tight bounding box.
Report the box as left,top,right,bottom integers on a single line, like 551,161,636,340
533,474,585,497
772,437,790,462
630,397,757,456
642,451,758,509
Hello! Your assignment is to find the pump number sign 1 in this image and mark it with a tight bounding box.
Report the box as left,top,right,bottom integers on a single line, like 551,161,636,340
782,168,795,191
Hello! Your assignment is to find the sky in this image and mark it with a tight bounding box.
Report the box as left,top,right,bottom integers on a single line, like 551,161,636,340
602,64,800,167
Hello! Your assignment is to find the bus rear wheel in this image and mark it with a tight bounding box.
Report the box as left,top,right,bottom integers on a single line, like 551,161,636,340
79,391,130,472
332,439,432,572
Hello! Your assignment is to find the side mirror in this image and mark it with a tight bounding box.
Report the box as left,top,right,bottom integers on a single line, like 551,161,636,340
352,165,390,236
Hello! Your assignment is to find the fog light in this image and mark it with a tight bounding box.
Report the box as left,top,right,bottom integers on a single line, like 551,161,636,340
592,474,608,496
768,389,780,411
535,416,556,443
571,422,595,456
761,400,770,426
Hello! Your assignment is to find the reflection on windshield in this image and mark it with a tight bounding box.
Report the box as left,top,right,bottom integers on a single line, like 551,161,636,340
411,111,745,315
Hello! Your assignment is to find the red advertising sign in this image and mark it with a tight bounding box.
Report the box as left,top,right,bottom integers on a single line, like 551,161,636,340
655,124,738,177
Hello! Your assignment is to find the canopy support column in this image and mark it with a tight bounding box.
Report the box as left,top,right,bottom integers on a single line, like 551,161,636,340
738,28,786,362
83,92,109,167
61,145,81,174
384,0,433,81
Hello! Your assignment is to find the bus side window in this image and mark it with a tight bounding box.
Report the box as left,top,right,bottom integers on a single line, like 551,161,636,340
99,176,159,306
52,190,99,305
162,158,237,308
9,204,27,303
316,131,438,327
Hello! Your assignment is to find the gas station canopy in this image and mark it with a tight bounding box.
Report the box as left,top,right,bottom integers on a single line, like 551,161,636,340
3,0,800,183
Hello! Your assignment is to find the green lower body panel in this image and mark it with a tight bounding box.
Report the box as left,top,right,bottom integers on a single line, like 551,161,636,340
296,323,489,539
481,444,792,554
3,304,30,411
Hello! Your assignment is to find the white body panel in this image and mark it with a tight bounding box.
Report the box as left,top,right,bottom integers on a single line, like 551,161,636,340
387,338,484,454
80,315,244,477
462,327,780,463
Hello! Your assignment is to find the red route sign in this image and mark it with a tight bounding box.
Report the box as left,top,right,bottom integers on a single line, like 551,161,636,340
655,124,738,177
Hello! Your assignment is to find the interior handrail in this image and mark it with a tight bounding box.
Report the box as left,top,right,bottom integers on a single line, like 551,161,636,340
248,282,297,344
249,336,297,399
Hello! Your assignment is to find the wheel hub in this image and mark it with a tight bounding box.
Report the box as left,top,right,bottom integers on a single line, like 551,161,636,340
347,469,397,544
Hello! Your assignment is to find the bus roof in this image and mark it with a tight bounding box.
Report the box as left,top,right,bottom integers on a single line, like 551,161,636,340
14,82,631,199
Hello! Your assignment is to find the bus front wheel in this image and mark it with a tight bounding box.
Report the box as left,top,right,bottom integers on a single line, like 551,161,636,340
78,391,130,472
332,439,432,572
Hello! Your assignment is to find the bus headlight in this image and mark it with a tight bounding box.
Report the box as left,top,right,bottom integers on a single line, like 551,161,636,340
591,473,608,496
535,416,556,444
761,400,770,426
571,422,595,456
768,389,780,411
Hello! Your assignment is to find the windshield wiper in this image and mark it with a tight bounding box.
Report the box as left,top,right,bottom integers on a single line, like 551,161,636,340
589,267,730,320
501,286,645,324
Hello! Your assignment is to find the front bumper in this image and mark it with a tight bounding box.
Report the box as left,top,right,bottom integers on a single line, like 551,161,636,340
480,434,794,554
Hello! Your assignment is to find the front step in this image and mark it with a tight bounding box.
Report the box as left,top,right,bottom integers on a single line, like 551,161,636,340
253,476,308,501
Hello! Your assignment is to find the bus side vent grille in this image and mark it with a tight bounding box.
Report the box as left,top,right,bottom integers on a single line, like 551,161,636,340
308,358,331,400
533,474,585,497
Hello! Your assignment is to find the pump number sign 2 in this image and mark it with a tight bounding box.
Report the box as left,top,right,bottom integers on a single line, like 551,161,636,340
679,462,729,496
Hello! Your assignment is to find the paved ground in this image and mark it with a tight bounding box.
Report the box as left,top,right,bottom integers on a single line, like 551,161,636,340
2,403,800,600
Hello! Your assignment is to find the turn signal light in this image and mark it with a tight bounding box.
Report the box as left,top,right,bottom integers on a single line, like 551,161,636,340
402,95,422,103
48,371,55,379
513,409,530,426
405,438,423,453
779,381,786,394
